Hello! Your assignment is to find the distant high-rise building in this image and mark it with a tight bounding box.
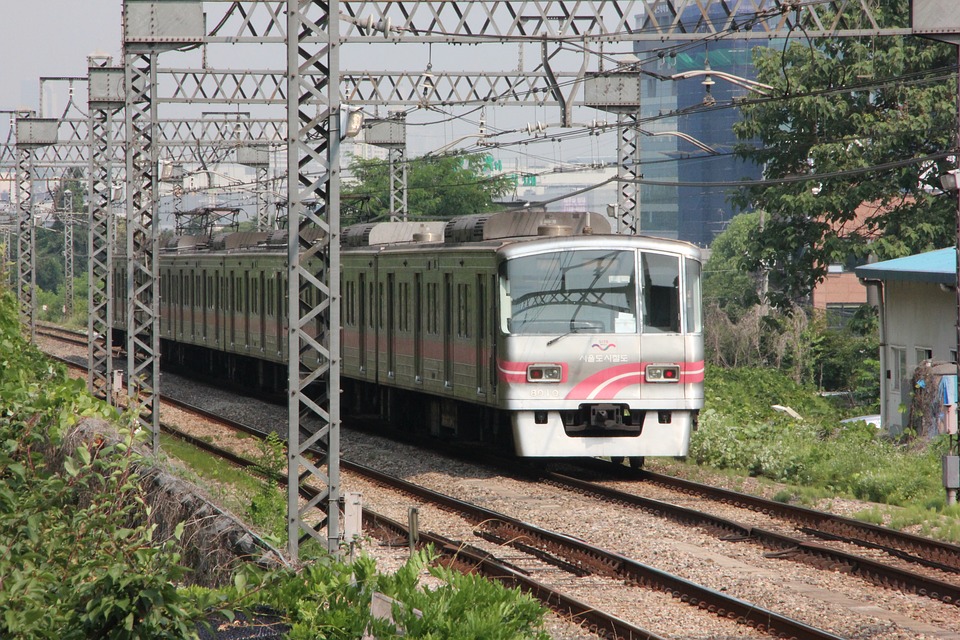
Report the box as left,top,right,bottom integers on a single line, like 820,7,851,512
634,2,768,247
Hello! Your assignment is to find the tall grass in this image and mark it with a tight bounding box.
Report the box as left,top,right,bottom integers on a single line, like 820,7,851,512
690,366,958,540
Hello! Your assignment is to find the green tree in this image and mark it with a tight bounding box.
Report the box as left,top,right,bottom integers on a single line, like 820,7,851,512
703,210,763,321
732,1,956,306
342,152,515,224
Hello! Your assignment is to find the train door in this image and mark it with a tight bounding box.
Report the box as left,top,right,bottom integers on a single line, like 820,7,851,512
244,271,251,348
174,271,180,339
358,273,367,373
159,268,167,337
276,273,283,355
190,269,200,342
443,272,452,389
475,274,486,397
214,270,221,345
259,271,266,350
414,273,422,384
201,270,208,342
229,271,236,347
488,273,498,396
386,271,395,378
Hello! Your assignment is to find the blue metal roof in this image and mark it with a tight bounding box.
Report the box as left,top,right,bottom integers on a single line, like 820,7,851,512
854,248,956,285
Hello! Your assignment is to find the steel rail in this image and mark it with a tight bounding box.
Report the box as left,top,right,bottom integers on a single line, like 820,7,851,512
157,417,672,639
630,465,960,574
546,470,960,606
37,349,693,639
348,459,844,640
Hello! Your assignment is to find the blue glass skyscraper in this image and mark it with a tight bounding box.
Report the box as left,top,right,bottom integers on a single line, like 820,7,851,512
634,2,767,247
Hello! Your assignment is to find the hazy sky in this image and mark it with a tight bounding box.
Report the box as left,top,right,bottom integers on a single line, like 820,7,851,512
1,1,122,112
0,1,623,165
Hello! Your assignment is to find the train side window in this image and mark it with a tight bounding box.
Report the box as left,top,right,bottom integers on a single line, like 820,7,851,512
348,279,356,327
342,279,352,327
267,275,273,317
426,282,439,334
641,253,680,333
457,283,470,338
400,281,409,332
684,258,702,334
378,282,385,329
358,275,366,329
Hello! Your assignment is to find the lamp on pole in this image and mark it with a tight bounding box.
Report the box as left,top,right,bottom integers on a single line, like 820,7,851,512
669,68,773,98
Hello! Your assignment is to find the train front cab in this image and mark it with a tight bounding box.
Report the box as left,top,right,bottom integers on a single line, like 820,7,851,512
497,240,704,459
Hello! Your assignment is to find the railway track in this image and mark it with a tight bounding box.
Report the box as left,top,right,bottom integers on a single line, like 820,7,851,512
340,415,960,608
540,465,960,606
155,399,846,640
39,330,960,638
43,339,841,639
36,321,89,347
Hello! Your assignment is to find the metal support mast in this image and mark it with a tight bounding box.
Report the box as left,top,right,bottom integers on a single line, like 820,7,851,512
16,143,35,339
256,163,271,229
616,113,641,234
388,147,407,222
87,59,124,402
238,144,272,230
366,115,408,222
122,0,204,451
287,0,343,558
124,49,161,450
15,117,56,342
63,211,74,317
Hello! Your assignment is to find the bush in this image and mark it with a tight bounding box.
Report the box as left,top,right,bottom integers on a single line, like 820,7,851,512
693,366,944,507
0,289,213,638
213,548,551,640
0,287,553,638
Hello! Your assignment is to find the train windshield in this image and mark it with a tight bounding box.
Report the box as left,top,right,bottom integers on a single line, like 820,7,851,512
499,250,639,335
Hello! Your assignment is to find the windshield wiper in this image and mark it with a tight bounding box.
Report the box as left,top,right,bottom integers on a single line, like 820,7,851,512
546,329,578,346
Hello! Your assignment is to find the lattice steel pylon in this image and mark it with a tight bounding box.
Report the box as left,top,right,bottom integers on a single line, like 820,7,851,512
87,58,123,403
63,213,74,317
238,144,273,230
124,49,162,452
287,0,343,557
15,116,56,342
616,112,641,235
388,147,407,222
16,143,35,340
122,0,204,452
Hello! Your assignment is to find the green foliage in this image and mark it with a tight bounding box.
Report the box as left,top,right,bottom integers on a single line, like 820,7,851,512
692,366,945,509
0,288,212,639
342,152,514,224
0,287,552,638
246,432,288,543
732,1,957,307
702,211,763,321
702,213,880,395
215,548,550,640
701,365,839,425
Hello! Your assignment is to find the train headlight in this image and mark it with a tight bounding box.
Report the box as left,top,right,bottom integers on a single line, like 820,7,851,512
645,364,680,383
527,364,563,382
